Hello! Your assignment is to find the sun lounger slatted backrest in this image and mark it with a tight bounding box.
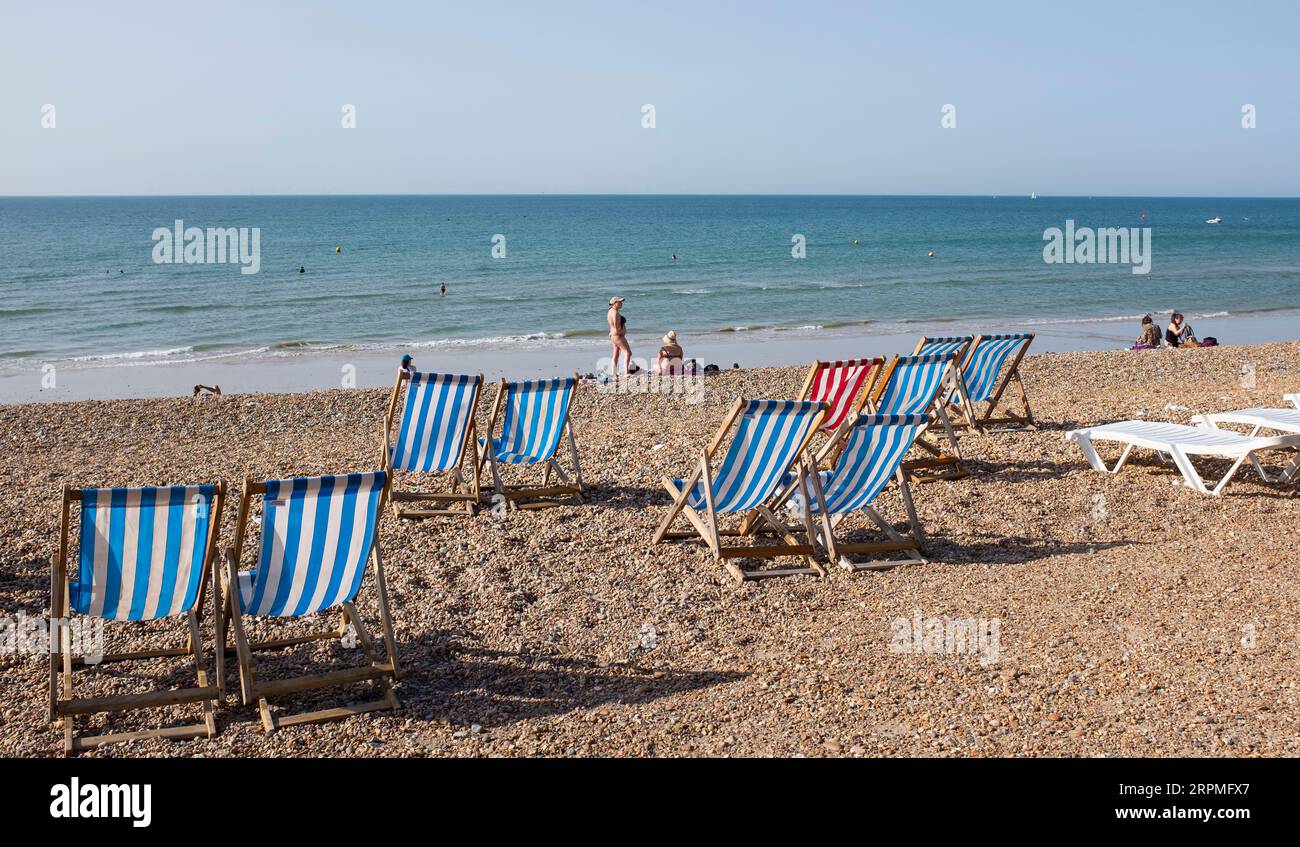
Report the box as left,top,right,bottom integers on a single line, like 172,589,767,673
71,485,218,620
390,372,481,473
238,472,387,617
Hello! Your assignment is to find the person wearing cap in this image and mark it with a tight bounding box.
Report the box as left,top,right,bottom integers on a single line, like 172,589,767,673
607,296,639,375
400,354,416,375
656,330,684,375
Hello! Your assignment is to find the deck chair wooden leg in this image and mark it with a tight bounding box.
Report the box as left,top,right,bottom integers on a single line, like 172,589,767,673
653,449,710,543
61,627,75,754
700,456,722,559
486,443,506,508
224,550,256,705
185,611,217,739
468,423,483,508
371,547,402,680
213,560,227,703
342,602,399,705
567,420,585,495
807,467,839,562
897,468,927,544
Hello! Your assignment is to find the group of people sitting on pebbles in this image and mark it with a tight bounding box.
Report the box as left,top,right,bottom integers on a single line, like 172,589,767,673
1134,311,1216,349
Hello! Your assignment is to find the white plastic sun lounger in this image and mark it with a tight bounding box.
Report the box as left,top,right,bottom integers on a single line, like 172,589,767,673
1192,405,1300,437
1065,420,1300,495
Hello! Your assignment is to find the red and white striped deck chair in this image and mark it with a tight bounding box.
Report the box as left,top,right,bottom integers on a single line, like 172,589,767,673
796,358,885,436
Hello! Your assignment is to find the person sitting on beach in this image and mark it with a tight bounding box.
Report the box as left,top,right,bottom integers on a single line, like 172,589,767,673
1166,312,1197,348
1135,314,1161,348
607,296,639,375
656,331,684,375
401,354,416,375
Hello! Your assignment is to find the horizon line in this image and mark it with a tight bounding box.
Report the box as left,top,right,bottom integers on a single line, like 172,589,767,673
3,192,1300,200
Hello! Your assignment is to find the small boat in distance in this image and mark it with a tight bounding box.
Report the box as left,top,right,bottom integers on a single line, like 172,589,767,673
1030,192,1037,200
1206,216,1222,224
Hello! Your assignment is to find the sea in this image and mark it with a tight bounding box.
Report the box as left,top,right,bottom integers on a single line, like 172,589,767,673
2,195,1298,374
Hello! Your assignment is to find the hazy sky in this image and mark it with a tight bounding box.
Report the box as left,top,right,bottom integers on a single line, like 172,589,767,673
3,1,1297,196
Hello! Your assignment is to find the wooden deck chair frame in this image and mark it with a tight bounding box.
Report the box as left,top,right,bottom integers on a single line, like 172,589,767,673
477,374,584,511
381,368,484,518
221,476,401,733
865,354,971,483
49,482,226,754
653,397,829,582
771,415,929,571
949,333,1037,432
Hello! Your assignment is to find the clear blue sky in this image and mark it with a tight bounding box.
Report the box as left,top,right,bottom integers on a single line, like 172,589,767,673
4,0,1297,196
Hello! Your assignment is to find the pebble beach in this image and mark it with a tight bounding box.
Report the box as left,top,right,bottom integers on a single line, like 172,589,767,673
2,343,1299,758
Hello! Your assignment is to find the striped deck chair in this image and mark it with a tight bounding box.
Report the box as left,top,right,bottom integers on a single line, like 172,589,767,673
866,353,968,482
950,333,1036,431
775,414,931,570
795,357,885,435
913,335,974,361
653,398,828,582
478,375,583,510
50,482,226,754
222,471,400,732
382,369,483,518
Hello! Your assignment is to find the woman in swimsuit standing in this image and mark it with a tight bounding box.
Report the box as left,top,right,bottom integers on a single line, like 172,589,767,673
608,296,639,375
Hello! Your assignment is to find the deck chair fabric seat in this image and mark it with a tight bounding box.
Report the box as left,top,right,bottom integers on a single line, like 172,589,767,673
68,485,217,619
867,353,967,481
786,415,929,514
234,474,385,617
796,358,884,433
224,471,400,732
913,336,973,359
1065,420,1300,495
383,370,483,518
778,414,931,570
51,482,226,754
654,398,828,582
480,376,583,509
948,333,1036,431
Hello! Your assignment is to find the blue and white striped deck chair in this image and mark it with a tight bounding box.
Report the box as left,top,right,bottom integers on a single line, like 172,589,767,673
223,471,399,733
653,398,828,582
479,375,583,510
384,369,484,517
867,352,968,480
952,333,1036,431
776,414,931,571
50,482,226,753
912,335,974,361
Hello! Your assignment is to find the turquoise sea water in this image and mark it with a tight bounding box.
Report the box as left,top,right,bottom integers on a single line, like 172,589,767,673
1,195,1298,369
